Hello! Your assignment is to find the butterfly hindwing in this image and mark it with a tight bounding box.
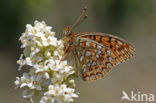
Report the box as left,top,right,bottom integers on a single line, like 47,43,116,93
75,40,115,81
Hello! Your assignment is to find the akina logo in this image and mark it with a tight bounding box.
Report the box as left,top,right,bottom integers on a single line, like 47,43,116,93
121,91,154,102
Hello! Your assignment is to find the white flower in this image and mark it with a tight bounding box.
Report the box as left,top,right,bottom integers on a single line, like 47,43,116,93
17,54,25,71
15,20,78,103
40,84,78,103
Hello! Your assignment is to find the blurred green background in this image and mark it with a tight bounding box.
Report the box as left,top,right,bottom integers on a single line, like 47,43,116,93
1,0,156,103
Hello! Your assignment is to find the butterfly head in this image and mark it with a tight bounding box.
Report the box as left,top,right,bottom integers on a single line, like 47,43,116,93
63,26,73,36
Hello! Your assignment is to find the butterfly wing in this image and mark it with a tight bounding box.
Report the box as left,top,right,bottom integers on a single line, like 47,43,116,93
74,32,135,81
77,32,135,65
75,43,114,81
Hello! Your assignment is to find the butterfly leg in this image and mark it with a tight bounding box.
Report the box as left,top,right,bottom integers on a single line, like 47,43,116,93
59,47,75,63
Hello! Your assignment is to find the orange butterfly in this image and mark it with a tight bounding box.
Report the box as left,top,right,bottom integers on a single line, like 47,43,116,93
61,7,135,82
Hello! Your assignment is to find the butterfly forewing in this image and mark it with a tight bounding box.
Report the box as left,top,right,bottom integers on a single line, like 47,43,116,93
74,33,135,81
77,33,135,63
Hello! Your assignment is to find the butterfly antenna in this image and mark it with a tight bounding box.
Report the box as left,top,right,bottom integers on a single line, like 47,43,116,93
72,14,88,30
72,7,87,29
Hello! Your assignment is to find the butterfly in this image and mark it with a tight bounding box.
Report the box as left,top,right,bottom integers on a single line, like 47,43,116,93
61,7,135,82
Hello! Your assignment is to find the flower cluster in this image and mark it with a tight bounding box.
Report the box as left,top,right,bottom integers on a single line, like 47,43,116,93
14,21,78,103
